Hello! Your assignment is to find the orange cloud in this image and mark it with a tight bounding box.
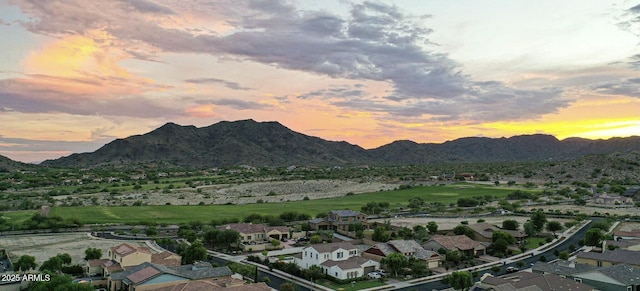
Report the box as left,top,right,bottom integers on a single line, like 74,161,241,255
186,104,218,118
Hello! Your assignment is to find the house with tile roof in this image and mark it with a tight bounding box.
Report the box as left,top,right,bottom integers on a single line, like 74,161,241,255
475,271,595,291
364,240,443,269
423,235,487,257
218,223,291,243
572,264,640,291
614,229,640,241
309,210,368,232
466,222,527,243
295,242,380,280
604,239,640,251
532,260,597,277
575,249,640,268
107,261,232,291
532,260,640,291
86,243,181,277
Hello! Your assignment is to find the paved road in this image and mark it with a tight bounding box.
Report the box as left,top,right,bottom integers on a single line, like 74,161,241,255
389,220,594,291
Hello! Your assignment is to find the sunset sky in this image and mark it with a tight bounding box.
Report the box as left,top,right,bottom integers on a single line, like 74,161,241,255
1,0,639,163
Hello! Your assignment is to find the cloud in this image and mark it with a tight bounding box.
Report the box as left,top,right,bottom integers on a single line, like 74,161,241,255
297,85,367,100
9,0,571,122
185,78,252,90
0,75,183,118
592,77,640,98
206,98,270,110
127,0,175,15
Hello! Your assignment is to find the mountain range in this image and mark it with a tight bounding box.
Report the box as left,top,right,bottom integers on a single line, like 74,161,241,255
15,119,639,168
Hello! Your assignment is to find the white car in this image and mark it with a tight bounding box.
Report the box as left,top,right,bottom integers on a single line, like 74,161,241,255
367,272,382,279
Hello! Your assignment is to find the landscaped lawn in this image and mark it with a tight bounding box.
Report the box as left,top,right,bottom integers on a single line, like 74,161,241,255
41,183,523,224
525,237,548,249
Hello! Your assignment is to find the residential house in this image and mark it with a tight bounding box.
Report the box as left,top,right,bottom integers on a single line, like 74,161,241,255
218,223,291,242
532,260,597,277
604,239,640,251
572,264,640,291
363,240,443,269
575,249,640,268
533,260,640,291
309,210,368,232
423,235,487,257
466,222,527,243
593,193,634,205
614,229,640,241
107,261,232,291
86,243,181,277
475,271,595,291
295,242,380,280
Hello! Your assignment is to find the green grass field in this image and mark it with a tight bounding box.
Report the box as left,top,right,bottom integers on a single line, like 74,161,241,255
0,210,38,224
42,184,521,224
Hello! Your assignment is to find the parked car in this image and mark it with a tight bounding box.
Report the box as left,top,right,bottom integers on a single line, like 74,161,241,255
376,269,388,277
367,272,382,279
506,266,519,273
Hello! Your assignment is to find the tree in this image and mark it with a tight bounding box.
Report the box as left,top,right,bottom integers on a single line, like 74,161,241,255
56,253,72,265
181,241,208,264
304,265,324,281
492,231,515,244
546,221,563,236
408,257,429,277
523,221,536,237
446,250,461,263
381,252,408,277
448,271,473,291
309,235,322,244
372,226,390,242
14,255,37,272
558,251,569,260
531,211,547,232
427,221,438,234
84,248,102,261
502,220,519,231
491,238,509,256
453,225,474,239
271,239,281,248
279,282,295,291
29,273,94,291
584,228,603,246
39,256,63,273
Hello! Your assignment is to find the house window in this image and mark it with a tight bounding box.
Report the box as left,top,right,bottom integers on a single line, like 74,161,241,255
574,278,582,283
597,261,602,267
626,286,631,291
247,235,252,240
349,250,357,256
316,254,318,259
337,252,344,259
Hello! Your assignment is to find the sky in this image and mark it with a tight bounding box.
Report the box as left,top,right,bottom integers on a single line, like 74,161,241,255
0,0,639,163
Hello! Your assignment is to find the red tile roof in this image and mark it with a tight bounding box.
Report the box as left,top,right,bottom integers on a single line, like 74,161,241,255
429,235,482,251
127,266,160,284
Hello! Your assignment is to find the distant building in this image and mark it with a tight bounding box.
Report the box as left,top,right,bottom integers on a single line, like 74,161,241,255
309,210,368,232
593,193,633,205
